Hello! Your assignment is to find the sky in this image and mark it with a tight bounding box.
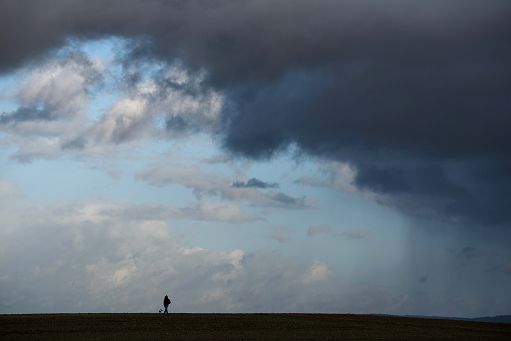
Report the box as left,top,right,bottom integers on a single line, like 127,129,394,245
0,0,510,316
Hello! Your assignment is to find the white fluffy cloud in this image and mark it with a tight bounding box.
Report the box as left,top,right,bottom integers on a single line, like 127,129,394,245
302,261,332,284
0,182,344,313
88,63,223,146
0,54,101,161
18,54,101,119
0,43,224,161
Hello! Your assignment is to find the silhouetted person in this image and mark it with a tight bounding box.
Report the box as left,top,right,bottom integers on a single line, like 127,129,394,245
163,294,171,314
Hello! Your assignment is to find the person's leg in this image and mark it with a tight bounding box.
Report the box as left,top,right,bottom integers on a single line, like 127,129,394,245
164,306,168,314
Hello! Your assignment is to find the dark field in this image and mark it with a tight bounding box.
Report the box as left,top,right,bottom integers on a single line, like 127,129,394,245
1,313,510,340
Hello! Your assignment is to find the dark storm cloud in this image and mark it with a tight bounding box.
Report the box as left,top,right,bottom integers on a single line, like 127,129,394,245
2,1,510,83
1,0,511,226
456,246,480,260
232,178,278,189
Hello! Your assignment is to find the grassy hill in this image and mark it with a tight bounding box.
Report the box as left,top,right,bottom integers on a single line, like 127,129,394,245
1,313,510,340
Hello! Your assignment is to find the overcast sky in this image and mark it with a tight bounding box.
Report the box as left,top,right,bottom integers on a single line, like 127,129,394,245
1,0,510,316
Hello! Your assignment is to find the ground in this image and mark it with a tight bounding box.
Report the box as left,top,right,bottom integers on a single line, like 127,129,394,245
1,313,510,340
